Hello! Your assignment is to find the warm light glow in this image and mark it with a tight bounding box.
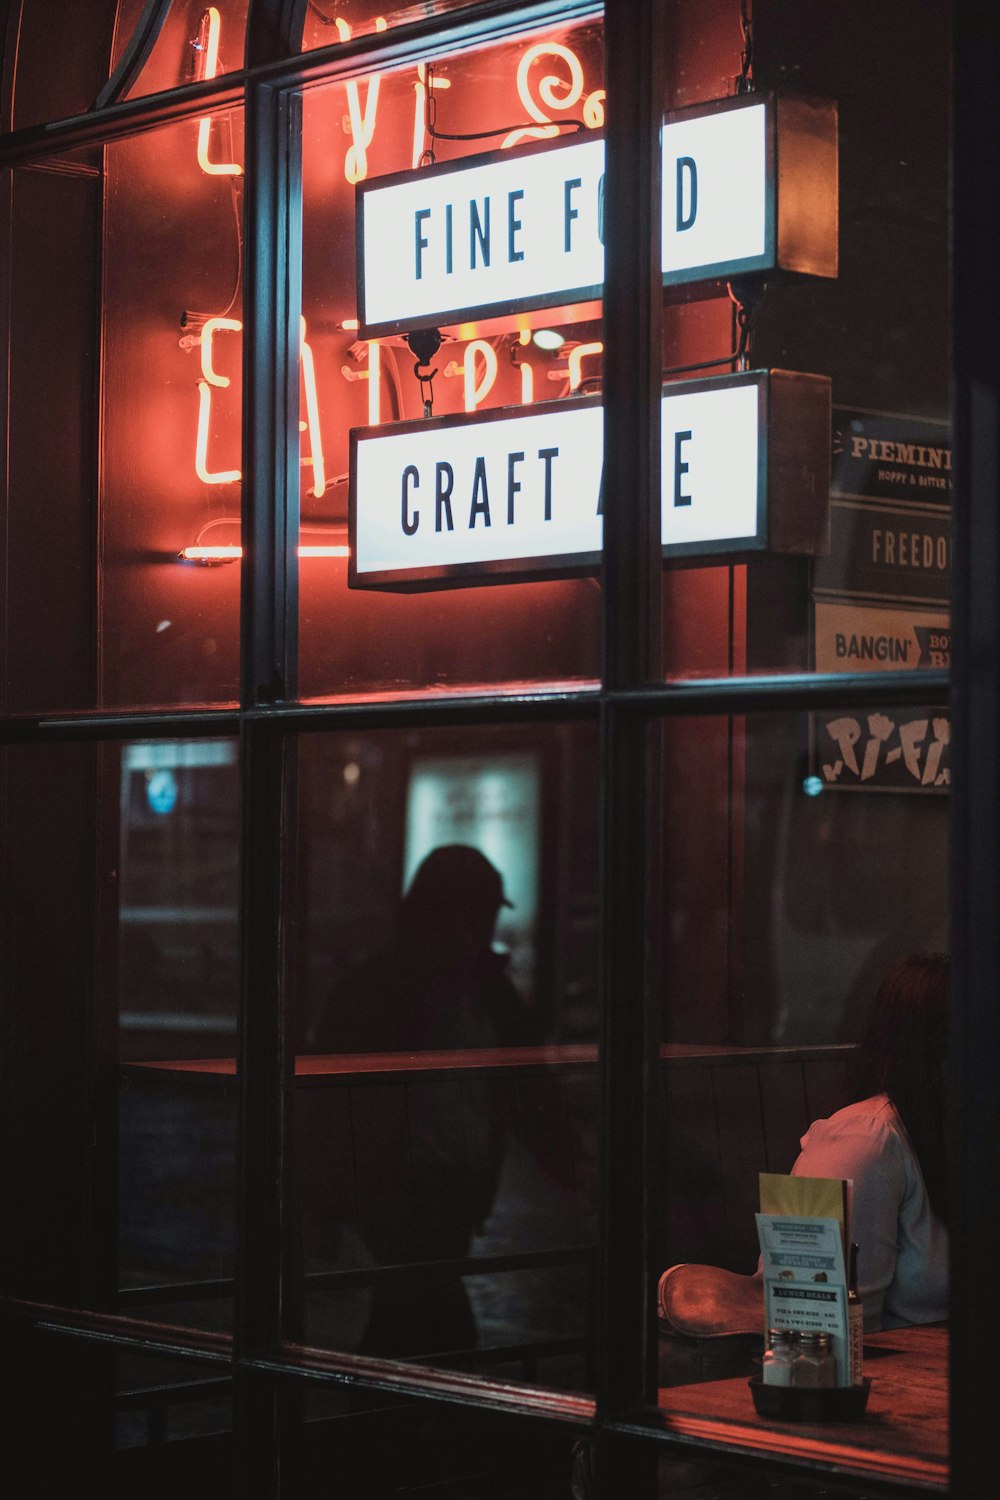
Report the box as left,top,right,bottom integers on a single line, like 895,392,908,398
182,544,242,561
345,76,381,182
532,328,565,351
299,317,326,498
367,340,381,425
338,16,387,183
503,43,584,149
180,544,350,561
517,329,534,401
341,318,360,331
195,380,241,484
200,316,242,386
568,340,603,390
464,340,499,412
582,89,606,128
196,9,242,176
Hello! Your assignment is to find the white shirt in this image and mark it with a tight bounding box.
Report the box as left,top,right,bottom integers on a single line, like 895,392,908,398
792,1094,949,1330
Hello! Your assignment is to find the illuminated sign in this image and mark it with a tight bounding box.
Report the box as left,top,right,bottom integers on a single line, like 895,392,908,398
356,93,837,337
358,135,605,337
349,369,830,589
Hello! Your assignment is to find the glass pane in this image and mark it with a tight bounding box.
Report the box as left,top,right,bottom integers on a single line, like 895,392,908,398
301,1,484,50
2,1335,231,1492
114,1348,232,1478
2,109,244,714
0,737,239,1336
282,1380,578,1499
298,17,605,700
660,0,951,683
651,708,948,1491
119,737,239,1331
5,0,118,130
2,159,101,713
113,1,249,100
289,721,599,1389
103,113,244,708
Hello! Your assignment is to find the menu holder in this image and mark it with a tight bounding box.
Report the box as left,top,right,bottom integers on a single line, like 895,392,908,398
756,1173,858,1401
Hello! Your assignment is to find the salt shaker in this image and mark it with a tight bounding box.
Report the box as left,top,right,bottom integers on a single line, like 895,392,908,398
762,1327,796,1386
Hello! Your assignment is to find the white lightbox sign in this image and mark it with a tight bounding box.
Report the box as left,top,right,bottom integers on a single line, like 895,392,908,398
349,372,778,590
356,94,836,336
358,136,605,338
662,101,768,281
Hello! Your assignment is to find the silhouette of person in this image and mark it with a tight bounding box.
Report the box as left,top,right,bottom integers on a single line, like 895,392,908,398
321,845,535,1357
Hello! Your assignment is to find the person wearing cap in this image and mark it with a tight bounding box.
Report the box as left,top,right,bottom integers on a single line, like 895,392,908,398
318,844,534,1357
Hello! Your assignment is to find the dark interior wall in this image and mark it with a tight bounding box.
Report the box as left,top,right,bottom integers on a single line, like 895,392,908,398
741,0,952,1044
1,0,118,130
657,0,952,1046
2,167,100,714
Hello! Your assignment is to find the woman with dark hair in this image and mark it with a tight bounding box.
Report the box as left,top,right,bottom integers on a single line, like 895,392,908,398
791,952,949,1329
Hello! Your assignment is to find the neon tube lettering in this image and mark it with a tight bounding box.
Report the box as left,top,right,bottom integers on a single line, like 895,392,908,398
196,8,241,176
464,340,499,412
300,317,326,498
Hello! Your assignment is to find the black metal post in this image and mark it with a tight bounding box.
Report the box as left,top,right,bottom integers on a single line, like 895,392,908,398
234,73,302,1498
950,3,1000,1493
596,0,663,1459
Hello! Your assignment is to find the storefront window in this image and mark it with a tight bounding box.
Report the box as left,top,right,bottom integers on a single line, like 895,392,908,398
289,721,599,1384
1,737,238,1336
111,1,250,101
297,18,605,700
646,4,952,1488
3,0,987,1494
300,0,483,52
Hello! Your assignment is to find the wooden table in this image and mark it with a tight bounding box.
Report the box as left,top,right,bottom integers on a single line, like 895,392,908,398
658,1324,948,1490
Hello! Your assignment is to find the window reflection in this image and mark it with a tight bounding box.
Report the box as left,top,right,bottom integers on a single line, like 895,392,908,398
292,725,599,1386
652,711,949,1488
298,21,605,698
118,738,239,1331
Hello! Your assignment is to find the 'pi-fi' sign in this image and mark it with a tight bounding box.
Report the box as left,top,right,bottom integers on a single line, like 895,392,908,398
349,369,830,590
356,92,838,337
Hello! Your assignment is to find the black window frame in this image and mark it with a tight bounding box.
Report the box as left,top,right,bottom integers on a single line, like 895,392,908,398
1,0,995,1494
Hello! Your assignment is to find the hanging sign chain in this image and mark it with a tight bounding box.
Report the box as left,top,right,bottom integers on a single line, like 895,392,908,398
737,0,754,94
405,328,443,418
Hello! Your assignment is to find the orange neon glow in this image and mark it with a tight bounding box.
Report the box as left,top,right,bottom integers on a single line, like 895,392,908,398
195,380,241,484
180,544,350,561
341,318,360,331
200,316,242,386
503,43,585,149
340,16,387,181
182,544,242,560
464,340,499,412
516,329,535,402
367,340,381,425
196,8,242,176
299,317,327,498
583,89,606,128
568,340,604,391
345,76,380,182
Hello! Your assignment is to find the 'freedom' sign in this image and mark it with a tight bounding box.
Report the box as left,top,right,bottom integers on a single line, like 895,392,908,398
356,93,837,337
348,369,830,590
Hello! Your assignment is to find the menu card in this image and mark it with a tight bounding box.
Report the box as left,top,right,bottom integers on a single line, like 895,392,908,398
756,1173,852,1385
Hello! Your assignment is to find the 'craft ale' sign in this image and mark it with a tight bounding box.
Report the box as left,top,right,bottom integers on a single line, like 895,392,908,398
349,369,830,590
356,92,838,337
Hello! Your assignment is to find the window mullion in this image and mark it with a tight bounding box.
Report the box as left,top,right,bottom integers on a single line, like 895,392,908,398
596,0,663,1437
